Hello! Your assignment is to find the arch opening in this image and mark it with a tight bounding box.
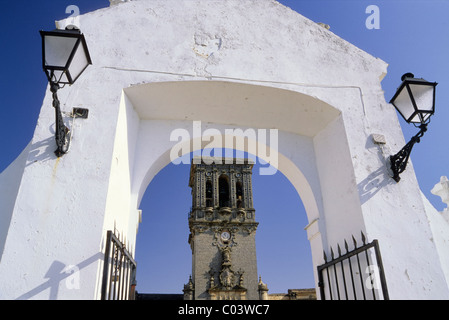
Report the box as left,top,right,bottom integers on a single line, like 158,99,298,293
205,180,213,208
135,150,316,296
236,181,244,208
219,175,230,208
117,80,354,299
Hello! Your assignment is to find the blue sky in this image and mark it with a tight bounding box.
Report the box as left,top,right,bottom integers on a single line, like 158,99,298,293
0,1,448,295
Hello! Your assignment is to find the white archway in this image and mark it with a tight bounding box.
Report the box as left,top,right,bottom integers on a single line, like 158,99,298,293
108,80,358,292
2,0,448,299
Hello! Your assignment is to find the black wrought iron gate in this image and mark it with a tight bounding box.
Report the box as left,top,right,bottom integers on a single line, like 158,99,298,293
101,231,137,300
317,233,389,300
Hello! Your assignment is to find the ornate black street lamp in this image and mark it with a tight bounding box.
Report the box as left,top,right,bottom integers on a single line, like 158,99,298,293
40,28,92,157
389,73,438,182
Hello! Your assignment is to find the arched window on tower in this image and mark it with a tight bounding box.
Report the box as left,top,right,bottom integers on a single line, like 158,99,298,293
206,180,213,208
236,181,244,208
219,175,230,208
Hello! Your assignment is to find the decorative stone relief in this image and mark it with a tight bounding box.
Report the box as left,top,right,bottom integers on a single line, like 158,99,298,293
212,228,237,248
208,243,247,299
192,225,209,234
242,224,258,235
210,246,246,292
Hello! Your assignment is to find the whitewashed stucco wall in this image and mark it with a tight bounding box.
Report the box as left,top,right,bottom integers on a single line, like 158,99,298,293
427,179,449,290
0,0,447,299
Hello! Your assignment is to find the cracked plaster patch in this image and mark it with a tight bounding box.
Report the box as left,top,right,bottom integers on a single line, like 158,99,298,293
193,33,223,59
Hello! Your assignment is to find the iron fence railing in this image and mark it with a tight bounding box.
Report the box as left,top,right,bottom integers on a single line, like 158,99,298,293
317,232,389,300
100,231,137,300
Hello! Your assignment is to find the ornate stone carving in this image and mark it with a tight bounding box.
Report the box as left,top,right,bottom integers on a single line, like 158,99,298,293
242,224,258,235
192,225,209,234
208,269,217,290
183,276,194,300
221,246,232,265
219,246,235,290
220,266,235,290
208,246,248,297
212,228,237,248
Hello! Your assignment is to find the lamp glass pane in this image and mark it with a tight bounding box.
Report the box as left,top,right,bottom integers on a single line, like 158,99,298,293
67,42,90,83
392,85,415,121
409,83,435,112
409,113,421,123
423,113,432,122
409,112,432,124
44,35,78,68
52,70,69,84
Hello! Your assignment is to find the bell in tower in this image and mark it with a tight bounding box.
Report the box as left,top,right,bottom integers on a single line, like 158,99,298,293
184,156,265,300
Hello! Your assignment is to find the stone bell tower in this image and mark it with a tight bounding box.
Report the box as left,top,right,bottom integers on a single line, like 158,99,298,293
183,157,263,300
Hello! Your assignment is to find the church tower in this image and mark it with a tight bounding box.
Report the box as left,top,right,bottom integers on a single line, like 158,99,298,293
184,157,262,300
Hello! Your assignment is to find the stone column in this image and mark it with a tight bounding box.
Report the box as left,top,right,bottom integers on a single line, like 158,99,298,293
213,168,219,208
230,168,236,208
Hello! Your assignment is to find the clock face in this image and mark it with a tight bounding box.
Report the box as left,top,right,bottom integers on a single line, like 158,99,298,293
221,231,231,241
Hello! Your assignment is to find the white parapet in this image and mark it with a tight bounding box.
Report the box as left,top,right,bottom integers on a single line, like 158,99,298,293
431,176,449,222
